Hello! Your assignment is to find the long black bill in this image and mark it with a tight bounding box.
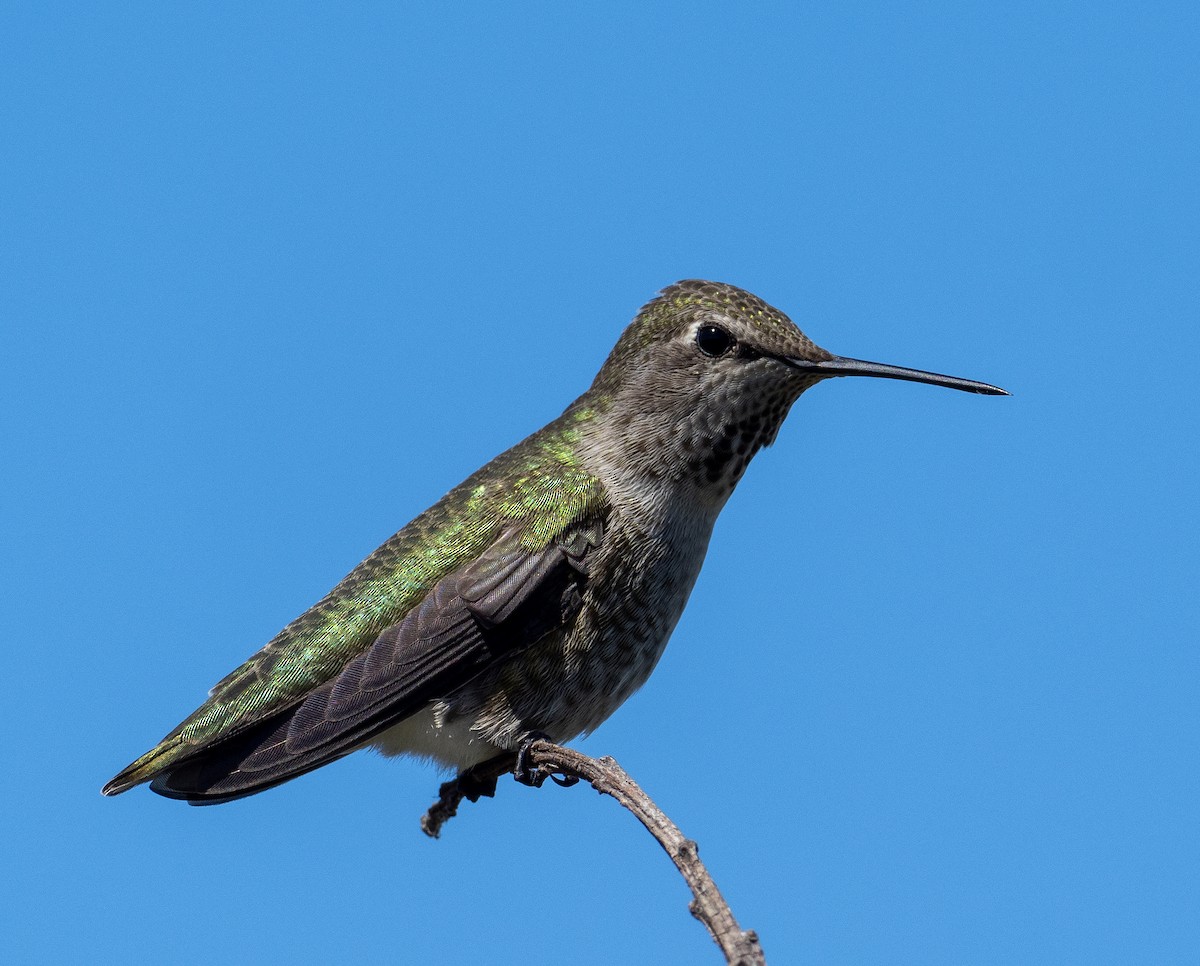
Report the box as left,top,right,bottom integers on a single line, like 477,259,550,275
785,355,1008,396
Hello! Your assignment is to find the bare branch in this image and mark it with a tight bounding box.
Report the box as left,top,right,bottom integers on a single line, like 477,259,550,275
421,740,766,966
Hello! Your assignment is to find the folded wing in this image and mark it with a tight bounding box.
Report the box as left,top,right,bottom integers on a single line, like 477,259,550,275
142,521,603,804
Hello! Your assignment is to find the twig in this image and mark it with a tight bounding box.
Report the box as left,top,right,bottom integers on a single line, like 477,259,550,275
421,740,766,966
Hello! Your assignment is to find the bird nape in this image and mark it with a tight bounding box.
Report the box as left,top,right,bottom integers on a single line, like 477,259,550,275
104,279,1006,804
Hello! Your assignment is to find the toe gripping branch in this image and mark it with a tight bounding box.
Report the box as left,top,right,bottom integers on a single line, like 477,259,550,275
515,732,580,788
421,735,580,839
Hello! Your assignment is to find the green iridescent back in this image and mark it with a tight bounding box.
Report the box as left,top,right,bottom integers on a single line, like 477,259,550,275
140,406,606,766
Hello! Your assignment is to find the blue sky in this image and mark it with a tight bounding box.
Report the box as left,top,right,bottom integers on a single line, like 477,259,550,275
4,2,1197,963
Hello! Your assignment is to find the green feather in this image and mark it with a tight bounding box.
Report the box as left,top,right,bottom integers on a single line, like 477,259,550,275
105,409,604,792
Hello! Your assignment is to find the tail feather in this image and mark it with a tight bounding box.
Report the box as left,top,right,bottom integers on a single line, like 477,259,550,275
112,699,403,805
146,711,344,805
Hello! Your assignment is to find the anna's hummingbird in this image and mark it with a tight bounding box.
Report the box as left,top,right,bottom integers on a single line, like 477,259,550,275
104,280,1006,804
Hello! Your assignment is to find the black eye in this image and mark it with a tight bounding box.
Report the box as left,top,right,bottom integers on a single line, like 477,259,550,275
696,325,734,357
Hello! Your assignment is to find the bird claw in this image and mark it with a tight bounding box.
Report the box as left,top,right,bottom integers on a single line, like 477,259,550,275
514,731,553,787
513,732,581,788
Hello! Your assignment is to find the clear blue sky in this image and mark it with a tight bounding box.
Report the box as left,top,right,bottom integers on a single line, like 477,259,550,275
4,3,1197,964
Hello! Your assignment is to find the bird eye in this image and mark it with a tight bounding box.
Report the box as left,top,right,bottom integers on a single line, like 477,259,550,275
696,325,734,357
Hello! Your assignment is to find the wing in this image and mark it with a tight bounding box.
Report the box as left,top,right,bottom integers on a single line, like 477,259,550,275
141,519,603,803
102,416,607,801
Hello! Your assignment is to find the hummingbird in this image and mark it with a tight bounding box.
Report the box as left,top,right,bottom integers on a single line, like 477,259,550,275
103,280,1006,804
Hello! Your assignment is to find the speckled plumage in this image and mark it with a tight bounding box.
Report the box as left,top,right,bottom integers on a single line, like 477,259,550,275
104,280,1004,803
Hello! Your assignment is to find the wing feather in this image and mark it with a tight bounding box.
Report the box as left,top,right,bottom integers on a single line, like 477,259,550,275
103,419,607,801
146,521,601,803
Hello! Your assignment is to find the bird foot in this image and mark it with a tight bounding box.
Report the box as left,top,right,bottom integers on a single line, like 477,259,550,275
514,731,552,786
512,732,580,788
